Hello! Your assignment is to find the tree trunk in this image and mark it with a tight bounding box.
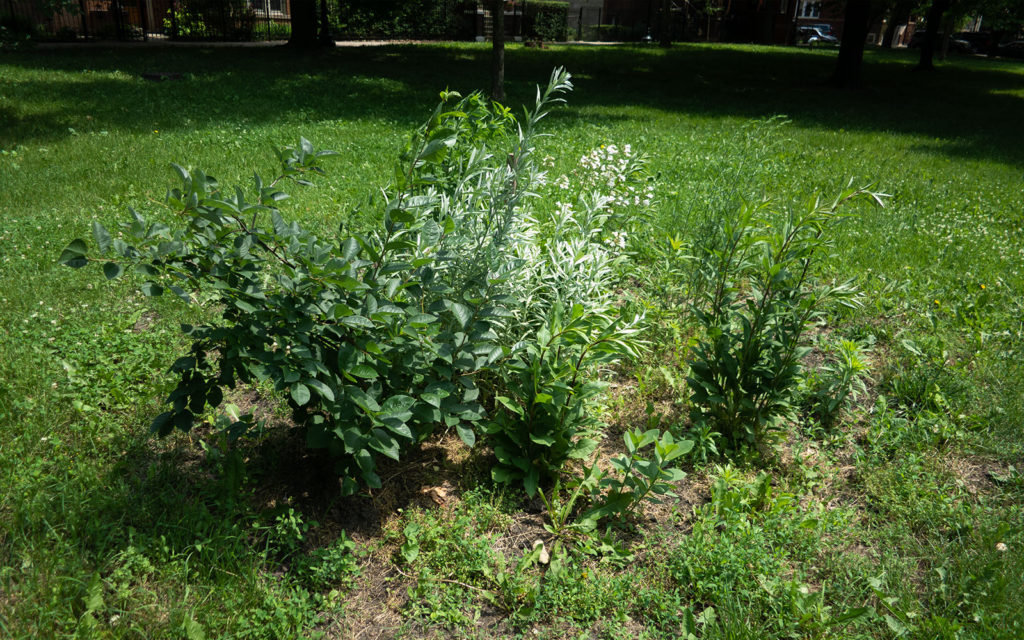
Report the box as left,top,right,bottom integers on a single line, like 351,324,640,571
288,0,318,48
659,0,672,47
916,0,950,70
830,0,871,88
882,0,911,48
938,13,953,60
318,0,334,46
491,0,505,101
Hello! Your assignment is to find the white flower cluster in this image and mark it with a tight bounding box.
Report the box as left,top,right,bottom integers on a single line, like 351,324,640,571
575,143,654,214
606,230,628,250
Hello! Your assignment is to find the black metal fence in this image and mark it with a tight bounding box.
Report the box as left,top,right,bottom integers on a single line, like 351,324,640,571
164,0,290,41
2,0,636,43
0,0,292,41
3,0,151,41
0,0,285,41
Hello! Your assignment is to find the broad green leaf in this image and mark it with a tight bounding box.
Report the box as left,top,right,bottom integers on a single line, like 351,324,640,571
524,468,540,497
102,262,123,280
455,423,476,447
345,385,380,413
151,411,175,437
341,237,359,261
369,429,401,460
529,433,555,446
347,364,378,379
492,467,516,483
290,383,311,406
449,302,471,329
341,315,374,329
140,282,163,297
305,379,335,402
381,395,416,413
407,313,437,325
569,438,598,459
91,221,112,253
58,239,89,268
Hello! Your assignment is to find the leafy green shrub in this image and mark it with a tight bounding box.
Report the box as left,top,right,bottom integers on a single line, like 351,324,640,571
596,427,692,519
164,0,255,40
686,186,884,450
474,139,655,496
163,6,211,39
524,0,568,42
60,70,578,495
0,14,36,51
484,302,642,496
332,0,475,40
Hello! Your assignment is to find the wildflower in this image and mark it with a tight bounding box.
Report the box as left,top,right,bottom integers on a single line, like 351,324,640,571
996,542,1008,552
607,230,628,250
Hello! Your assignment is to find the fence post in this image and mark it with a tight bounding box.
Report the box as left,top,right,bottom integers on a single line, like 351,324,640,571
139,0,149,40
79,0,89,39
113,0,124,40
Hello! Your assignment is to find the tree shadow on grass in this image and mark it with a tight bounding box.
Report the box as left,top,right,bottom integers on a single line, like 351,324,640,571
2,43,1022,167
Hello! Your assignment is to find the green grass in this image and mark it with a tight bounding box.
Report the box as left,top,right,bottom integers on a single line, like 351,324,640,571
1,42,1023,638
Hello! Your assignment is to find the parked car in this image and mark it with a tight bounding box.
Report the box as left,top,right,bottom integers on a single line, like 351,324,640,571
955,31,992,53
797,26,838,45
997,41,1024,59
907,31,974,53
807,23,835,37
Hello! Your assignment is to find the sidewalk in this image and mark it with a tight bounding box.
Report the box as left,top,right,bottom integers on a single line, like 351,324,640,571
36,38,624,49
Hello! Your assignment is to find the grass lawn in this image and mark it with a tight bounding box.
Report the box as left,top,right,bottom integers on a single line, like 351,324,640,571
1,42,1023,639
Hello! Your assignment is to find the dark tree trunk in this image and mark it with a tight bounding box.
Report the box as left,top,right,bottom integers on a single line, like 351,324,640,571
939,14,953,60
987,30,1005,57
288,0,318,48
318,0,334,46
659,0,672,47
916,0,950,70
882,0,912,48
491,0,505,101
830,0,871,88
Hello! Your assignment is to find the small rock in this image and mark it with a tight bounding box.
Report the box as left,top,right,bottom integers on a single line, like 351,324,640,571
533,539,549,564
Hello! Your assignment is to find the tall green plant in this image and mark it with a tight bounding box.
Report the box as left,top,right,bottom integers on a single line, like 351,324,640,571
687,185,885,448
484,302,643,496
